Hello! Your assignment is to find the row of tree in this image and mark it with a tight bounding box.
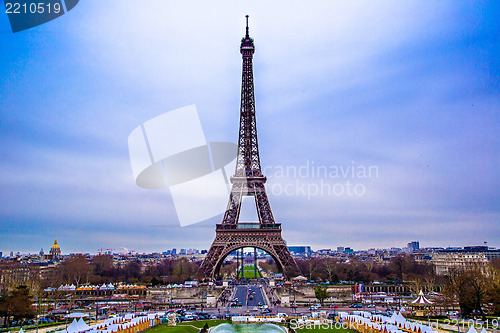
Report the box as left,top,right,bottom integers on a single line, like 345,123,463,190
292,255,434,282
0,254,435,292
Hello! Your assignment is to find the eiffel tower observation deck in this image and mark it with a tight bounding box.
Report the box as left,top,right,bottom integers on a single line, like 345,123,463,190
200,16,298,279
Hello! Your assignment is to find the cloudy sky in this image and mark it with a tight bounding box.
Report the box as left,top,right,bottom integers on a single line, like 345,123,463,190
1,1,499,254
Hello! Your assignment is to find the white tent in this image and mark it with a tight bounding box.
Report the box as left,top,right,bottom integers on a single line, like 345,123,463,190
466,327,478,333
67,319,80,333
393,312,406,324
65,313,88,319
77,318,90,331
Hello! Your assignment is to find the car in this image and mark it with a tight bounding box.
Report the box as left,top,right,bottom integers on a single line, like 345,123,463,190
195,312,210,320
184,314,198,321
251,307,259,312
330,304,339,308
349,304,362,308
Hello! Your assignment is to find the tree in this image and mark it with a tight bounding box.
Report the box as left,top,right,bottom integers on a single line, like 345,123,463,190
61,254,90,286
323,259,337,283
487,260,500,315
0,285,35,328
90,255,114,283
314,285,330,307
445,265,489,319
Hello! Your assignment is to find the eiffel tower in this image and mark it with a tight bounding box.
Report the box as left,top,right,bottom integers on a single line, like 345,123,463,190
200,16,298,279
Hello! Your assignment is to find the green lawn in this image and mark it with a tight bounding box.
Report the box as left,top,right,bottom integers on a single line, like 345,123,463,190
145,320,229,333
237,266,263,278
144,320,357,333
0,321,66,333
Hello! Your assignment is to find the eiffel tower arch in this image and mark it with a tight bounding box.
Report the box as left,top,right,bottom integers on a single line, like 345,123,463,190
200,16,299,280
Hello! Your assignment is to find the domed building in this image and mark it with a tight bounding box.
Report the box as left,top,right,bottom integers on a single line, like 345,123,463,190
49,238,61,260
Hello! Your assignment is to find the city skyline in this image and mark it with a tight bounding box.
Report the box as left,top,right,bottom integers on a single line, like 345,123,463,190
0,238,494,257
1,1,499,254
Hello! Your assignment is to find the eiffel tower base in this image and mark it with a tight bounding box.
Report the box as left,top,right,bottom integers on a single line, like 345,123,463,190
200,225,297,280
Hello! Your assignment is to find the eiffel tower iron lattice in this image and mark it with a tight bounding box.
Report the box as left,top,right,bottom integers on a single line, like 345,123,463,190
200,16,298,279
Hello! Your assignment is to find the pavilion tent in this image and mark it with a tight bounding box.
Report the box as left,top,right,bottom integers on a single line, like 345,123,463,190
411,290,434,316
66,319,80,333
66,313,89,319
292,275,307,282
412,291,433,305
466,327,478,333
77,318,90,331
394,312,406,324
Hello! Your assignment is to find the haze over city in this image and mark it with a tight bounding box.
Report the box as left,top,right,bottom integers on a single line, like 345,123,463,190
0,1,499,254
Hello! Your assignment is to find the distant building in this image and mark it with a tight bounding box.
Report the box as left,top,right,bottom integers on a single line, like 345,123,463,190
288,246,312,256
0,252,2,258
39,248,44,256
179,249,186,255
407,241,420,252
171,248,177,255
337,247,345,253
49,239,61,260
431,246,500,275
344,247,354,254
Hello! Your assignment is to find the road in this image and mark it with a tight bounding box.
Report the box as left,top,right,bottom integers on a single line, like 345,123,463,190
232,284,267,307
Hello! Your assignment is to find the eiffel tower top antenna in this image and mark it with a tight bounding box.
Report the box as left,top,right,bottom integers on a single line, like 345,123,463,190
245,15,249,37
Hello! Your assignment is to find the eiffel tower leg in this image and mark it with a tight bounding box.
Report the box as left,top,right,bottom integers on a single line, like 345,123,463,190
200,229,298,279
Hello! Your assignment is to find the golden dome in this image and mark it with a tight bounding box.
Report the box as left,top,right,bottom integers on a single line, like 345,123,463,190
51,238,60,249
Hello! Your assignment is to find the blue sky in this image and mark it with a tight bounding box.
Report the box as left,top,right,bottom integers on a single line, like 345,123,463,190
0,1,499,254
